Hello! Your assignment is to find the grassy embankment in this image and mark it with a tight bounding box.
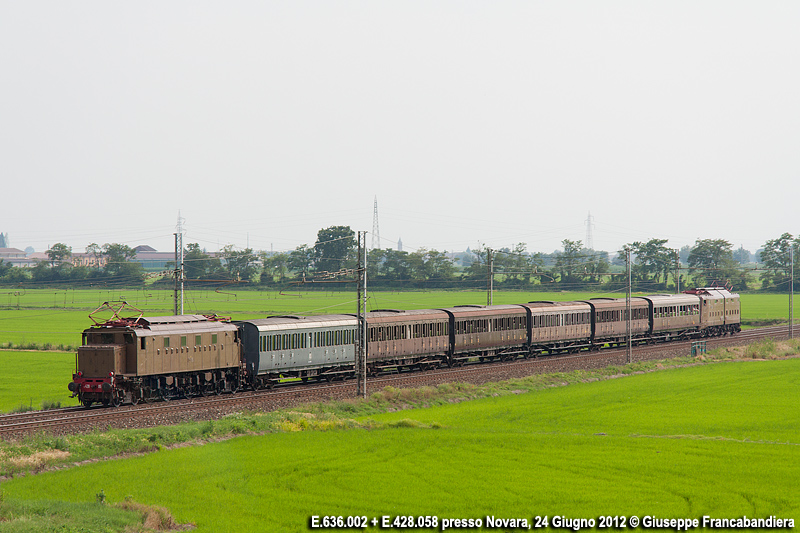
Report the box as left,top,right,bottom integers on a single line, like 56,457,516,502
0,340,798,532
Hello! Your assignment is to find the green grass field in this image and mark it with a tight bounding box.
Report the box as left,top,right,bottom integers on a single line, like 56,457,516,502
0,288,795,349
0,350,78,411
0,288,794,415
1,357,798,532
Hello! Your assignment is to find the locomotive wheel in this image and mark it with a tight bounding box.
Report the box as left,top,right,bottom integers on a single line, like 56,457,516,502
81,399,93,408
111,395,121,408
131,393,140,406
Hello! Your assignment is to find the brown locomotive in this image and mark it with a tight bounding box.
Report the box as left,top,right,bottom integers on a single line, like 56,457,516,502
70,305,239,406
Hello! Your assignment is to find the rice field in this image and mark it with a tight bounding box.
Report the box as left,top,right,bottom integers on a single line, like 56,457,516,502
1,357,798,532
0,288,794,349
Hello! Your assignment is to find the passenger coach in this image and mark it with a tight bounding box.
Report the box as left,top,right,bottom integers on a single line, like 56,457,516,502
522,301,592,354
238,315,357,388
366,309,450,371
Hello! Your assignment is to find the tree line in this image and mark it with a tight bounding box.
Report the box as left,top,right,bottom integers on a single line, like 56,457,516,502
1,227,799,292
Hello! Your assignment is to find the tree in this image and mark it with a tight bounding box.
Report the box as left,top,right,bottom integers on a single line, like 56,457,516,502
581,249,610,287
313,226,356,274
679,245,691,264
288,245,314,278
494,243,533,287
627,238,674,287
183,243,222,280
261,252,289,284
554,239,584,286
733,246,752,265
462,245,490,284
220,245,258,282
102,243,144,282
86,243,103,268
0,259,11,278
687,239,736,287
408,249,455,284
370,248,412,283
46,243,72,266
759,233,800,292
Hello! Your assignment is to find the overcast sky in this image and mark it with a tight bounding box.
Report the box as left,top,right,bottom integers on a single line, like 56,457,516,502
1,2,798,257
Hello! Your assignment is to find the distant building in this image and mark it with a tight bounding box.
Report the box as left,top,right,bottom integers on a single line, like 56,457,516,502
131,245,174,271
0,248,26,259
0,248,38,267
397,238,403,252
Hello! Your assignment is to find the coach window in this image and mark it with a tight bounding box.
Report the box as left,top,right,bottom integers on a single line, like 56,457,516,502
164,337,170,349
181,336,187,347
195,335,202,346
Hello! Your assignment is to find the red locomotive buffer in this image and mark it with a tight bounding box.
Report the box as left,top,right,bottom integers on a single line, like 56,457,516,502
68,344,122,406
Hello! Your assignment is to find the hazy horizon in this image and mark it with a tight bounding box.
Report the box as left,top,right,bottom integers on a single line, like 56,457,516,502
2,2,798,257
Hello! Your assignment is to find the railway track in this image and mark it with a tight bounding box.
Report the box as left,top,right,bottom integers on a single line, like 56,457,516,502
1,324,794,440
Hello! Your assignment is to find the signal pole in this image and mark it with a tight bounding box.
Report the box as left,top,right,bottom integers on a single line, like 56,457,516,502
173,232,184,315
625,246,632,364
487,248,493,306
356,231,368,398
174,212,185,315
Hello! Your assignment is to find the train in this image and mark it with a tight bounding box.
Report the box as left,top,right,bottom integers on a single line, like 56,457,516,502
69,287,740,407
